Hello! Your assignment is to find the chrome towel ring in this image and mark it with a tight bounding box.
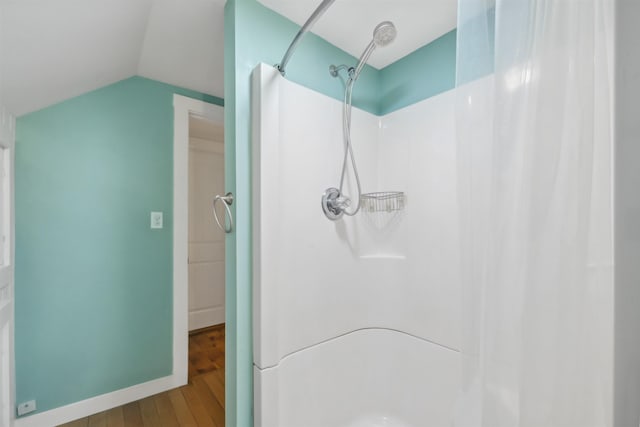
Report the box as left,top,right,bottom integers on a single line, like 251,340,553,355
213,192,234,233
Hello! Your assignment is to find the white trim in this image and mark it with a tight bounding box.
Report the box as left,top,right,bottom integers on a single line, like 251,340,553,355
14,375,181,427
0,107,15,427
172,95,224,383
189,306,226,331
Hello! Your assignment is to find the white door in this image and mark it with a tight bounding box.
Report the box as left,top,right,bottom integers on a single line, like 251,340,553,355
0,109,15,427
188,117,225,331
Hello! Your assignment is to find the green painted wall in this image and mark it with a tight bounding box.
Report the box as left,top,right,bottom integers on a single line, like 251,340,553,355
455,6,495,86
15,76,222,415
379,30,457,115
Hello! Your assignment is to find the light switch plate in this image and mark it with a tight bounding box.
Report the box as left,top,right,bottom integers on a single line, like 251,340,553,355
151,211,163,229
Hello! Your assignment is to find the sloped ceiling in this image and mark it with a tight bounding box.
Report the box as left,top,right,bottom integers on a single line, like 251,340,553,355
0,0,225,117
258,0,458,70
138,0,224,97
0,0,456,117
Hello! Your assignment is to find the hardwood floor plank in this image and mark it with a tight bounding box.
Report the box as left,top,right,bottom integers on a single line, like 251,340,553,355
188,326,225,381
193,376,225,427
139,396,161,427
203,370,225,409
105,407,125,427
122,402,143,427
168,388,198,426
154,393,180,427
59,418,89,427
213,368,225,384
181,385,215,427
87,410,107,427
189,336,204,351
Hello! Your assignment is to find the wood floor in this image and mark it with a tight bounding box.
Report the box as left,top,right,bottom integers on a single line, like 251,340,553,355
59,324,225,427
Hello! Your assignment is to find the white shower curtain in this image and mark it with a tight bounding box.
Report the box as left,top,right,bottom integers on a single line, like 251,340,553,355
454,0,614,426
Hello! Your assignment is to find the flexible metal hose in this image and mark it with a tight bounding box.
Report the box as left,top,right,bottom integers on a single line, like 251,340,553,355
338,76,363,216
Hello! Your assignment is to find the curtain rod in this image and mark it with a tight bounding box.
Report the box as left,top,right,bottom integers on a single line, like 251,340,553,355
275,0,336,76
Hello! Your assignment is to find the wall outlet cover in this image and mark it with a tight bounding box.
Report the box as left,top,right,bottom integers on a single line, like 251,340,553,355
17,400,36,416
150,211,163,229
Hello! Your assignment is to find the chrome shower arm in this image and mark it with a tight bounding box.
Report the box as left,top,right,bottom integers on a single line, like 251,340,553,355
276,0,336,76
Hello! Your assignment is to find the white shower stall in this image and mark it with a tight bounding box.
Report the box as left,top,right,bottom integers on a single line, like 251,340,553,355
248,0,628,424
252,63,470,426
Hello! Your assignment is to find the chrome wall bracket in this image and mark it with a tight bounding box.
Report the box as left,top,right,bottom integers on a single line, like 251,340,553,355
321,187,350,221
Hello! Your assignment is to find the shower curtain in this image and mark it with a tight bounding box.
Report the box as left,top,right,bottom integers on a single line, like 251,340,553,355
454,0,613,426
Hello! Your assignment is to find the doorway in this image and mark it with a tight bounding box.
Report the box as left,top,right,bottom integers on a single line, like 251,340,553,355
172,95,225,417
186,114,226,422
187,116,225,331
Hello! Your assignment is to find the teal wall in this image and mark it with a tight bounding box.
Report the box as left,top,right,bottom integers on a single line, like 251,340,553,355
224,1,457,426
15,76,222,415
455,6,495,86
379,30,457,115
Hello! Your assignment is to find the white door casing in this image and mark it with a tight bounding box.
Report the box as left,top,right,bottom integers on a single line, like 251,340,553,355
0,108,16,427
173,95,224,383
188,125,225,331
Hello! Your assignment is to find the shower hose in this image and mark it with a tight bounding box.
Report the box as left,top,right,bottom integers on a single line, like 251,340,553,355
338,75,363,216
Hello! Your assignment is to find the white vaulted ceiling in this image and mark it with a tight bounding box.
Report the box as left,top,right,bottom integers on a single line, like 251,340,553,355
257,0,458,69
0,0,225,116
138,0,225,96
0,0,457,116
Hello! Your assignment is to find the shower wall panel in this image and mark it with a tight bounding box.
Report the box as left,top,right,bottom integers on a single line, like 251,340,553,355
252,63,461,426
378,91,462,352
252,64,381,370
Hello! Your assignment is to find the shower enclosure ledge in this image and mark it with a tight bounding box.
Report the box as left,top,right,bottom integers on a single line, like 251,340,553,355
347,415,412,427
253,328,460,427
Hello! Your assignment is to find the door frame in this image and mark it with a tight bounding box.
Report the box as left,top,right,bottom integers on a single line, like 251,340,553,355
172,95,224,383
0,108,15,427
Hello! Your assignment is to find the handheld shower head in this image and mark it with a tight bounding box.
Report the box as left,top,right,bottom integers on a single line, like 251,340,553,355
373,21,397,47
351,21,397,82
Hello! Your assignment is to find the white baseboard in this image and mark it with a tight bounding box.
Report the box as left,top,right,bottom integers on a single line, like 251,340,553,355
15,373,185,427
189,307,225,331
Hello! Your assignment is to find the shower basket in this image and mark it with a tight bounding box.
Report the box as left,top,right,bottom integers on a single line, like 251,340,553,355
360,191,405,213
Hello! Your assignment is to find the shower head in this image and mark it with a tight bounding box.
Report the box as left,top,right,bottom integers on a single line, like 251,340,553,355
351,21,397,82
373,21,397,47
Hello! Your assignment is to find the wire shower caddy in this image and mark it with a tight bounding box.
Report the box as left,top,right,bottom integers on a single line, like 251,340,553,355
360,191,405,213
